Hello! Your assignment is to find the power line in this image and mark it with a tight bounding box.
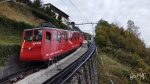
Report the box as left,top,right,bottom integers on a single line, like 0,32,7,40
59,0,79,22
68,0,90,22
75,22,98,41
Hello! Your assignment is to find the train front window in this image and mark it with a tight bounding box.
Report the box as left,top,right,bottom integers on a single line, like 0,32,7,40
33,30,42,41
24,31,33,42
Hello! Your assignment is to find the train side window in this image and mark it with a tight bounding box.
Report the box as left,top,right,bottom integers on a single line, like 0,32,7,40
72,33,74,40
82,33,84,38
76,33,77,40
76,34,77,40
57,32,61,42
68,32,70,38
46,32,51,42
80,33,82,38
70,32,72,41
65,32,68,41
62,31,65,39
53,31,57,40
74,33,76,40
24,31,32,42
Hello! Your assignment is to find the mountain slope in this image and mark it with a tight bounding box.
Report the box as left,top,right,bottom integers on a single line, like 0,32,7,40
95,19,150,83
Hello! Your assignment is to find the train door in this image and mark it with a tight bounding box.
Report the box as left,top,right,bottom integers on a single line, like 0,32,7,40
74,32,77,47
50,31,57,57
68,31,73,49
72,32,75,48
44,31,51,59
61,31,65,51
64,32,68,51
79,32,83,45
77,33,79,45
57,31,62,53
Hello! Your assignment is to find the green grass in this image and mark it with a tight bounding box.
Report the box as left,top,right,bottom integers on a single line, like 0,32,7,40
0,15,34,45
0,2,41,26
97,53,145,84
0,44,20,66
0,25,21,45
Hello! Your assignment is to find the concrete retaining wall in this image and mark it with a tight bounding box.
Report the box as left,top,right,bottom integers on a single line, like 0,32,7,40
65,53,98,84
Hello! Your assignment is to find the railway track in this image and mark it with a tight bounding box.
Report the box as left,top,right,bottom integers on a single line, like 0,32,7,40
43,41,96,84
0,63,47,84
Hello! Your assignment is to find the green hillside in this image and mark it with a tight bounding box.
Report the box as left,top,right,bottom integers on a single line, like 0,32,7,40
96,19,150,83
97,54,143,84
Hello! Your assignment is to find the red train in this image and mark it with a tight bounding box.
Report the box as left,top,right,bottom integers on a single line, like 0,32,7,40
20,25,84,61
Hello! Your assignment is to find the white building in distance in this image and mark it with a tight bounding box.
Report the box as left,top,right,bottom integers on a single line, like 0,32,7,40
44,3,69,25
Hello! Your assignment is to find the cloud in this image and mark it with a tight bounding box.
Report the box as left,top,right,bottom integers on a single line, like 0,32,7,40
43,0,150,46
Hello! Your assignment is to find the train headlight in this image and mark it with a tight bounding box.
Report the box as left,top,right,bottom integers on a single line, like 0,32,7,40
28,47,32,51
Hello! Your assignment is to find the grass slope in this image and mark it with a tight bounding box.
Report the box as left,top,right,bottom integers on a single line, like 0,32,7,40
0,2,41,26
97,53,149,84
0,15,34,45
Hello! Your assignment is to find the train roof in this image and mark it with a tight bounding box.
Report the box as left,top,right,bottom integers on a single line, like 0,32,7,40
24,27,81,32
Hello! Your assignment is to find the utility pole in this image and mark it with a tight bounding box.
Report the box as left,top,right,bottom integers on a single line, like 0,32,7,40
75,22,97,41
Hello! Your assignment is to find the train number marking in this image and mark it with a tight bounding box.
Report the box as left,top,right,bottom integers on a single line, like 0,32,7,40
32,42,41,46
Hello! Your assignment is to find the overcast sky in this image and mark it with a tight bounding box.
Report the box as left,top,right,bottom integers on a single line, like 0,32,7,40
42,0,150,47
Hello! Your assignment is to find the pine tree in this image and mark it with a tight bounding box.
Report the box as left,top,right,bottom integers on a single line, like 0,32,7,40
32,0,42,9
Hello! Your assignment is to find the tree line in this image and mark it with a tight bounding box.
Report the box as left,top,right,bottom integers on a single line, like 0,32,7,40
16,0,42,9
95,19,145,55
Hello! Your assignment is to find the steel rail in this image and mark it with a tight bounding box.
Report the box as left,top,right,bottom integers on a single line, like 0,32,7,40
43,41,96,84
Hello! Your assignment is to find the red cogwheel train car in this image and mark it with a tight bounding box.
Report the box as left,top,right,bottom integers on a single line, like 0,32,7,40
20,27,84,61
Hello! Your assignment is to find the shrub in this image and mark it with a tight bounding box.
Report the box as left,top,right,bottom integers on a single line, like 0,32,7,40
112,49,146,69
0,44,20,66
29,7,67,29
102,47,112,53
0,15,34,31
113,68,130,79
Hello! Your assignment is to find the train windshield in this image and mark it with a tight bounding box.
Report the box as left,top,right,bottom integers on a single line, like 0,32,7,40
24,31,33,42
33,30,42,41
24,30,42,42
